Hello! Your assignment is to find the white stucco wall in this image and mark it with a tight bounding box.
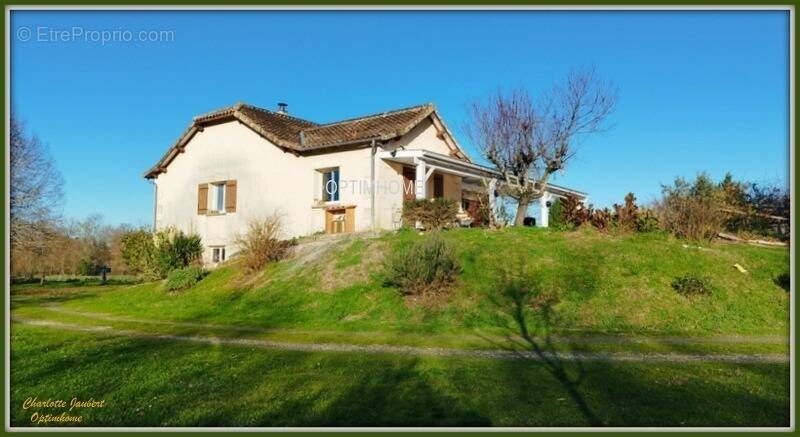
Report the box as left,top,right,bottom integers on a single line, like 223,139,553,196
153,116,466,263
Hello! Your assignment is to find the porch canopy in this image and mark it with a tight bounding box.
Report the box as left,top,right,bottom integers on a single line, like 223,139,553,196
377,149,587,227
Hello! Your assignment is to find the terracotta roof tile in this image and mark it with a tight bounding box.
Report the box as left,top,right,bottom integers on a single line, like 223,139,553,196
299,104,435,149
237,105,317,149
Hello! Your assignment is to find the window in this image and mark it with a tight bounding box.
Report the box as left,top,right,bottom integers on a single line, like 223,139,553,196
199,180,236,215
322,168,340,202
211,247,226,263
211,182,225,213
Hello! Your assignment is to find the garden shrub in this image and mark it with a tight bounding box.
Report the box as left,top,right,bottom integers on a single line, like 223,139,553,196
557,192,660,234
654,173,736,241
466,196,491,227
383,235,460,296
402,198,459,230
151,228,203,278
720,174,789,240
548,198,566,229
163,266,207,292
234,215,294,272
590,208,613,231
671,275,711,297
76,258,96,276
612,193,639,231
120,229,155,275
560,194,590,227
635,209,660,233
120,227,202,280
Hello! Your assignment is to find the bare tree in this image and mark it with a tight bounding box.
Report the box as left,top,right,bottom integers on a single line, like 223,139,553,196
10,115,64,246
466,68,617,226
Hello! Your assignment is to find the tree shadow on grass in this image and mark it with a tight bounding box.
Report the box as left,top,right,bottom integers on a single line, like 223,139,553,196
12,324,490,427
11,322,789,427
288,356,490,427
480,253,790,427
483,256,603,426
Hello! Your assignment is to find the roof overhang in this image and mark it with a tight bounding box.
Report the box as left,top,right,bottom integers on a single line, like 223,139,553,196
144,104,302,179
378,149,587,201
378,149,498,181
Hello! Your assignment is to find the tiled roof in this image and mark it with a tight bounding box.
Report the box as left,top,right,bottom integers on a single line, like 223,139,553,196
236,105,319,148
145,102,451,178
299,104,435,149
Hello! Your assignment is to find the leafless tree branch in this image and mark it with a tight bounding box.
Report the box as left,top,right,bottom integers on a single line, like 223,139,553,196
465,67,617,225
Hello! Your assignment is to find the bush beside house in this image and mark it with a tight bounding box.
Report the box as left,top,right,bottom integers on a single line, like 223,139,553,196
402,198,459,230
163,266,208,292
120,227,203,281
233,215,294,272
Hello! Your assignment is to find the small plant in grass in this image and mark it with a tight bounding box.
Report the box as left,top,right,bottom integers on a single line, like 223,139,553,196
775,272,790,292
163,266,207,292
383,235,460,297
671,275,710,297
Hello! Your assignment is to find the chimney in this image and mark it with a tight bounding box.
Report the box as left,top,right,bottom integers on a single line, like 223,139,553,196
277,102,288,114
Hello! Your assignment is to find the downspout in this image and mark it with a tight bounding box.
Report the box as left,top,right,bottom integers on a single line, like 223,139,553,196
370,139,378,232
150,179,157,231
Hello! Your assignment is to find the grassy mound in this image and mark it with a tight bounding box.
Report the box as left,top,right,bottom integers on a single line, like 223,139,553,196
12,227,789,336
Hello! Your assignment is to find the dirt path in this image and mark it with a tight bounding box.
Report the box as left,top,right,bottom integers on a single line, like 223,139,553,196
38,303,788,346
13,316,789,364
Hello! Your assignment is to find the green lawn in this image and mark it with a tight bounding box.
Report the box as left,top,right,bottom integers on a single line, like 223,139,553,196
10,325,789,427
10,227,790,427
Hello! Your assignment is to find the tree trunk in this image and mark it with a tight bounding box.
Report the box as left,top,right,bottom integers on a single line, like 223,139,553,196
514,198,531,226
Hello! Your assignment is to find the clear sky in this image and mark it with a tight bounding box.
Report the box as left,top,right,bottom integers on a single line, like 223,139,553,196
10,10,789,225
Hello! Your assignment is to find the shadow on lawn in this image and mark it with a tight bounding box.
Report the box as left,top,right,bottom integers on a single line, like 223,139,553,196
299,358,490,427
11,323,789,427
485,256,603,426
11,333,489,427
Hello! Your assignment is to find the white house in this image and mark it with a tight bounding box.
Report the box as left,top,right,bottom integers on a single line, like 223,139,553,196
145,102,586,263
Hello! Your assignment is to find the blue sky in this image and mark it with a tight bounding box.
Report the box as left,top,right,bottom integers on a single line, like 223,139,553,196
11,10,789,225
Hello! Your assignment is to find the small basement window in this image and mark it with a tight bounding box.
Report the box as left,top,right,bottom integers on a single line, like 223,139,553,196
211,247,226,263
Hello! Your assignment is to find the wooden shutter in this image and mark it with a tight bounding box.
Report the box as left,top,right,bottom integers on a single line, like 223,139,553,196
225,180,237,213
197,183,208,214
345,207,355,233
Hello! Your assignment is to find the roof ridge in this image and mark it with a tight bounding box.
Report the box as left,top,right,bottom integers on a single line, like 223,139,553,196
303,103,434,131
193,103,242,121
239,103,319,126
